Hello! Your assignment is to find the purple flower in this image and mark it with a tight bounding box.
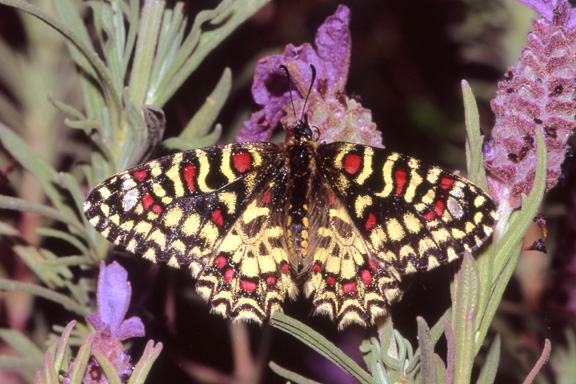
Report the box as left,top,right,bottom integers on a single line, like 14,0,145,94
238,5,382,147
87,261,145,340
483,0,576,208
81,261,145,383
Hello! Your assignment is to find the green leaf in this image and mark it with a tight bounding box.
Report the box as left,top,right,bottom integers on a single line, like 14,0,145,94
0,221,21,236
176,68,231,143
163,123,222,151
151,0,270,106
0,0,122,119
0,195,84,235
0,278,89,316
54,321,77,376
69,333,95,384
0,328,44,362
13,245,64,288
451,252,479,384
417,317,436,384
269,361,323,384
127,0,165,107
271,312,374,384
93,350,123,384
476,334,500,384
127,340,163,384
36,228,89,256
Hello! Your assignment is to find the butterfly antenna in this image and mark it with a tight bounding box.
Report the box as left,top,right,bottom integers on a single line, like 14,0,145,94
280,64,317,122
279,65,298,119
301,64,316,122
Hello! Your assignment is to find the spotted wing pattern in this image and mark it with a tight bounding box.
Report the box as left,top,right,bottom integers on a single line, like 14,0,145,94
84,137,496,329
84,143,297,322
301,142,496,328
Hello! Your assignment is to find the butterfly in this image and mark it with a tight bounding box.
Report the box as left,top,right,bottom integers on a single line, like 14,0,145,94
84,68,496,329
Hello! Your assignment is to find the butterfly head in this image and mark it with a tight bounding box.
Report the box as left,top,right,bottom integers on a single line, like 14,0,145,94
290,115,314,144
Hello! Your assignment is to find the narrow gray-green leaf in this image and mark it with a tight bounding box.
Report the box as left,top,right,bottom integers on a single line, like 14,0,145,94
153,0,270,106
269,361,323,384
69,333,95,384
0,195,84,233
54,321,76,375
163,124,222,151
476,334,500,384
0,328,44,361
43,255,91,268
271,312,374,384
93,350,123,384
0,278,89,316
36,228,89,255
178,68,231,142
0,0,122,117
128,0,165,107
452,252,479,384
0,221,21,236
127,340,163,384
417,317,436,384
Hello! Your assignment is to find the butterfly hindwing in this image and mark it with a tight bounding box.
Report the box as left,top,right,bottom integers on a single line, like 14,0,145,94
315,142,497,276
195,170,298,322
304,178,405,329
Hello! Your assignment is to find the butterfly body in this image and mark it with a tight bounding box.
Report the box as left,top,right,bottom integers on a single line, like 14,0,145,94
84,119,496,328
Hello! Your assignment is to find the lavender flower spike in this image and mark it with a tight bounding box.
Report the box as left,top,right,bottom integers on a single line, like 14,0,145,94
238,5,382,147
483,0,576,208
78,261,145,383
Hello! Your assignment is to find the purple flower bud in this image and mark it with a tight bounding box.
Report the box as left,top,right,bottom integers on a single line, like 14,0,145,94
239,5,382,147
484,0,576,208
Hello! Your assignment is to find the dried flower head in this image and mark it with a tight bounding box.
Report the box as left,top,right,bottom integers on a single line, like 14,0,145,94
238,5,382,147
483,0,576,208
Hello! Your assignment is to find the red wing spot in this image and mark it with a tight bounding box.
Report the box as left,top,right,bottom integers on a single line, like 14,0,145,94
211,209,225,227
214,256,227,269
133,169,147,182
343,282,356,294
224,268,235,283
281,263,289,273
440,175,454,190
365,213,377,231
328,193,336,205
233,152,252,173
240,280,257,292
152,204,163,213
266,276,277,285
343,154,362,175
262,191,271,204
361,270,373,285
142,193,154,210
326,276,336,286
423,211,435,221
368,259,379,271
183,164,196,192
313,263,322,272
394,167,407,196
434,200,445,217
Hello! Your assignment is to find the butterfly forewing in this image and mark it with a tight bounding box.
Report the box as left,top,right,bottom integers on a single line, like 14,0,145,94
315,143,497,275
84,142,283,271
